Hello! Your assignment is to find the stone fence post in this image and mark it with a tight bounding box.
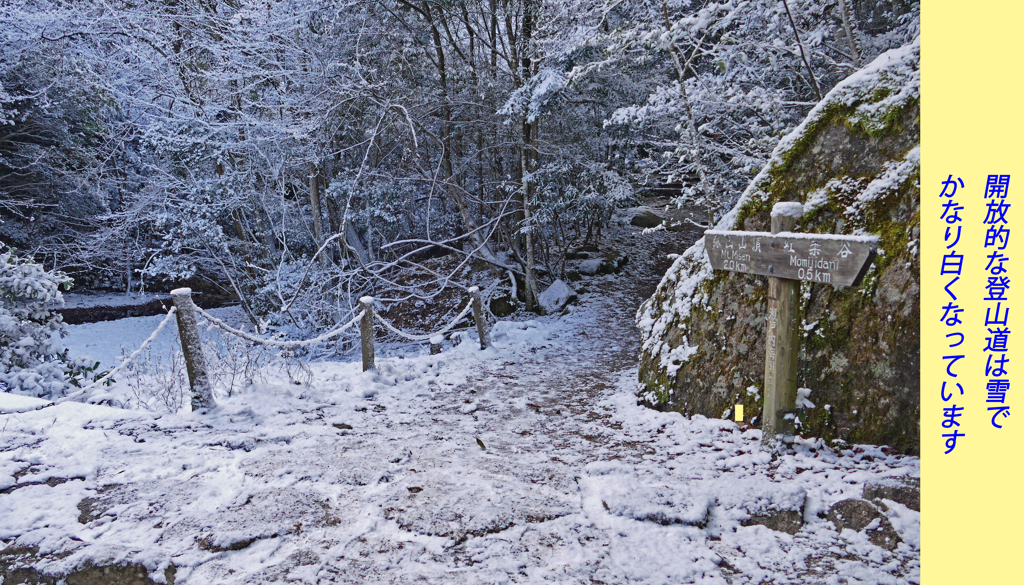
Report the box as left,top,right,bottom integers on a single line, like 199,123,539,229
468,286,491,350
170,288,215,411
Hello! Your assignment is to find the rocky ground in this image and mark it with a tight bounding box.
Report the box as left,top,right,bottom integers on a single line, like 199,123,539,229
1,200,919,584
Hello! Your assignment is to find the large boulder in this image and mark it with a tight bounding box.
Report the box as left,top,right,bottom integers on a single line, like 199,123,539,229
538,280,577,315
488,293,518,317
636,41,920,453
487,277,520,317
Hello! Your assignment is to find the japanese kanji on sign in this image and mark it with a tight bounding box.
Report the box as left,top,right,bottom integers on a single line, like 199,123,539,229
706,201,878,448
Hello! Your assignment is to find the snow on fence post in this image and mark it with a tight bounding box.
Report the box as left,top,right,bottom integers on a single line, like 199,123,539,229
360,296,375,371
468,286,491,350
170,288,215,411
429,335,444,355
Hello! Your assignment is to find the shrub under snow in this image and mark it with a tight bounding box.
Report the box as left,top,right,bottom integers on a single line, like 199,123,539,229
0,247,81,398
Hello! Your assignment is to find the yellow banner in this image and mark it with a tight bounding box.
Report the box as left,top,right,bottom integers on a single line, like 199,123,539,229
923,3,1023,582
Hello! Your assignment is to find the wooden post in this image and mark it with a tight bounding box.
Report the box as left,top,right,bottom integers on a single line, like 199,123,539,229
170,288,215,411
704,207,877,450
468,286,491,350
762,203,803,448
360,296,375,371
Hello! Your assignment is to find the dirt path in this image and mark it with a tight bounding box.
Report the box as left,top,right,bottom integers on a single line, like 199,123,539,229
0,203,920,585
284,202,719,582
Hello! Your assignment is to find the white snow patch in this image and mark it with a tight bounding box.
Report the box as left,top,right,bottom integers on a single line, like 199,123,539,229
0,393,53,413
538,279,577,314
797,387,816,409
771,201,804,219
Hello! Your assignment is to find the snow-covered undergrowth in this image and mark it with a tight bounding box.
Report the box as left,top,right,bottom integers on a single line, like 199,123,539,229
1,211,918,584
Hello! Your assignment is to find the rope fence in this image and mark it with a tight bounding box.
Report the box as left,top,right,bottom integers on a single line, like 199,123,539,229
193,305,365,349
58,285,495,410
374,298,473,342
56,306,179,404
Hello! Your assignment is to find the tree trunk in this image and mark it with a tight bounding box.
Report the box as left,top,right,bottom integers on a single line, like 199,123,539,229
519,0,540,310
837,0,861,68
309,171,329,267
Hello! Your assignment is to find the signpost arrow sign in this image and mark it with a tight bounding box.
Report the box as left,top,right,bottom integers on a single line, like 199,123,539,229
705,230,877,287
705,203,878,449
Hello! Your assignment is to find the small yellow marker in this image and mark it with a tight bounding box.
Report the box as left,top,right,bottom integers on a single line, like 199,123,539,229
734,405,744,422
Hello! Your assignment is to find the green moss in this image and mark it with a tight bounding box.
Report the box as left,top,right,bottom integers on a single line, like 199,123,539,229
733,190,772,231
776,106,848,172
639,46,920,452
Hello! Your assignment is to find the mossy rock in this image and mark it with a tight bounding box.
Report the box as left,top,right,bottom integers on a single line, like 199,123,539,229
636,41,920,454
0,550,175,585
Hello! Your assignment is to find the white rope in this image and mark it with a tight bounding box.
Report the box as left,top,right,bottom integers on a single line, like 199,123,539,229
194,306,365,348
374,299,474,341
56,306,178,404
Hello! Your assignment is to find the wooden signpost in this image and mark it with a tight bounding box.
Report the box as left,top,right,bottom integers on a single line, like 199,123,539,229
705,202,878,448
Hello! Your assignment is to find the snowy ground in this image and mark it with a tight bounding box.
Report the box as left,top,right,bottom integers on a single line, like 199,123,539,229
1,205,919,584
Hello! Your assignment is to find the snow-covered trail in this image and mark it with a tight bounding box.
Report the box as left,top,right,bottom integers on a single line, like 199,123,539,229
1,206,919,584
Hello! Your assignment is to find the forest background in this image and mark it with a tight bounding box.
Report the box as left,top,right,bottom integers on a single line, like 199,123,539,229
0,0,918,396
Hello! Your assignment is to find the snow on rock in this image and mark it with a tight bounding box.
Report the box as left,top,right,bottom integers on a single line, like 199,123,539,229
537,279,577,314
636,38,921,454
579,258,605,275
863,477,920,512
715,478,806,518
582,460,712,526
826,499,902,551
